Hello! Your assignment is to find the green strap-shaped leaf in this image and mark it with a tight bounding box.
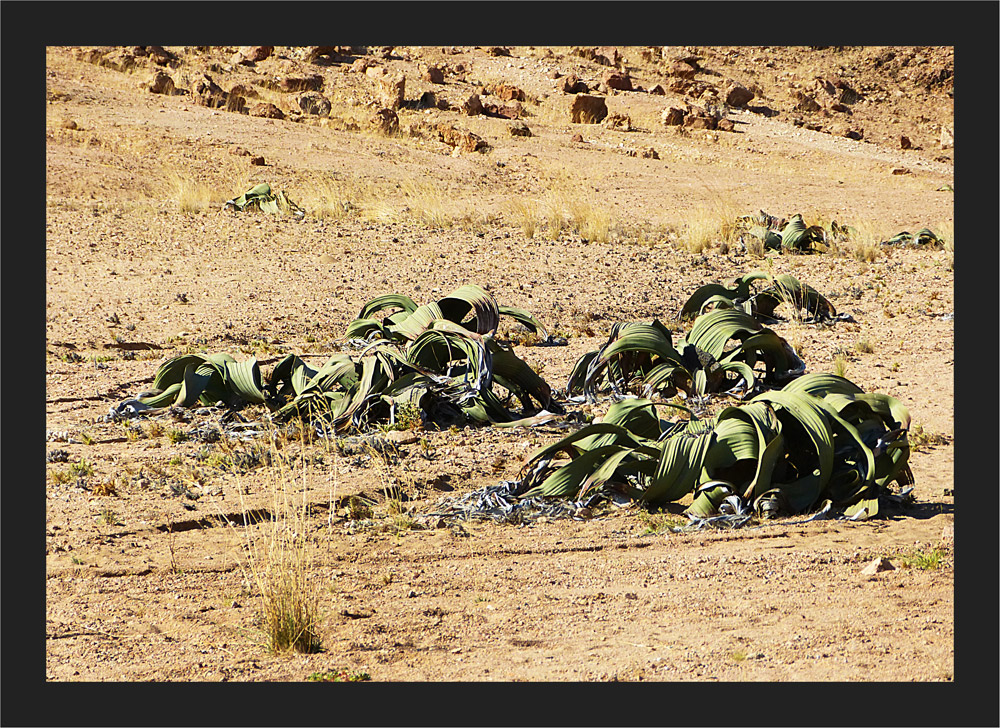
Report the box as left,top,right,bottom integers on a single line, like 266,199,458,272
222,358,267,405
683,309,763,360
358,294,419,321
498,305,548,338
138,382,183,408
389,302,445,341
437,285,500,335
521,445,633,499
642,429,716,504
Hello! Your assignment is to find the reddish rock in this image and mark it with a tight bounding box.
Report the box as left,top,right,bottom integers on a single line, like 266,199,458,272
436,123,488,153
793,91,821,112
603,71,632,91
569,94,608,123
603,113,633,131
280,74,324,92
596,46,622,67
297,91,331,116
661,107,686,126
191,74,227,107
648,84,666,95
366,67,406,109
422,65,445,84
508,122,532,137
145,46,177,66
685,114,717,130
250,102,285,120
570,133,584,143
371,108,399,134
843,127,864,141
900,135,912,150
460,93,483,116
717,118,736,132
487,83,526,102
666,60,697,79
303,46,341,63
145,70,177,95
640,147,659,159
939,124,953,150
236,46,273,64
485,101,524,120
351,57,375,74
547,69,562,80
249,156,266,166
485,46,510,57
560,74,588,94
229,145,251,157
725,83,754,108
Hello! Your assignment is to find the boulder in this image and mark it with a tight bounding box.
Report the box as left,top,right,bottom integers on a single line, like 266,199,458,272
249,156,266,166
602,70,632,91
899,135,912,150
228,83,259,99
350,57,375,74
225,95,247,114
716,118,736,132
250,102,286,120
485,46,510,57
297,91,332,117
725,82,754,108
596,46,622,68
569,94,608,124
648,84,666,95
684,114,718,129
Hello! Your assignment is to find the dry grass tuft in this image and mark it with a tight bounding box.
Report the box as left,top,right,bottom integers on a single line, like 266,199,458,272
680,198,741,254
505,198,541,239
234,440,323,655
168,171,222,214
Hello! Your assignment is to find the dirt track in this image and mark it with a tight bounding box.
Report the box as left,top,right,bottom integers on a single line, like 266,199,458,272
43,44,958,688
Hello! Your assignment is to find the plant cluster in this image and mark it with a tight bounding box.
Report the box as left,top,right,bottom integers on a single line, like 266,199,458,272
517,372,913,521
568,308,804,403
133,285,560,432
